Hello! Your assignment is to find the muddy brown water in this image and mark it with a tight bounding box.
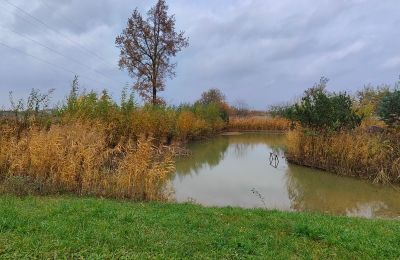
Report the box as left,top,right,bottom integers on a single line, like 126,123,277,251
172,132,400,218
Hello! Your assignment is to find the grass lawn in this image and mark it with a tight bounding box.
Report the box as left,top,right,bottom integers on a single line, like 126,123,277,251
0,196,399,259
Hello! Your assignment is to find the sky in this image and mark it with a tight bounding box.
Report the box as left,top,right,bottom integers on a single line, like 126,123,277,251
0,0,399,109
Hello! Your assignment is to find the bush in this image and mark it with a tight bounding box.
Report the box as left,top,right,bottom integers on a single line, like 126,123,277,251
355,85,390,118
268,104,294,118
287,77,361,131
197,88,230,123
378,90,400,128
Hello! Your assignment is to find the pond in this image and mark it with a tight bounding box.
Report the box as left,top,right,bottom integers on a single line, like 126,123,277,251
172,132,400,218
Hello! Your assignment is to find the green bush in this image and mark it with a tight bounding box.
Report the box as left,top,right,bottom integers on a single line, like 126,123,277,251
197,88,230,123
378,90,400,128
287,77,361,131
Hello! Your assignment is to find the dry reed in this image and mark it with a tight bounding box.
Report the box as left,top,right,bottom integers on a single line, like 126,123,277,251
0,122,175,200
286,128,400,184
228,116,291,131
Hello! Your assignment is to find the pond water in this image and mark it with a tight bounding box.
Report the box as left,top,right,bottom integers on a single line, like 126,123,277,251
172,133,400,218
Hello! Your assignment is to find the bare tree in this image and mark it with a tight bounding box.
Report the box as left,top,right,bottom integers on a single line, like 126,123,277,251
198,88,226,105
116,0,189,105
233,99,249,117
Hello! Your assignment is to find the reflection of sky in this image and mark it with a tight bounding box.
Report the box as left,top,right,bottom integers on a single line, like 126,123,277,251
172,133,400,218
346,202,388,218
174,143,291,210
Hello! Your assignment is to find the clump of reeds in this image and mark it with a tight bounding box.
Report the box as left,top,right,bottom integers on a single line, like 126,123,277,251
228,116,291,131
0,122,175,200
286,128,400,184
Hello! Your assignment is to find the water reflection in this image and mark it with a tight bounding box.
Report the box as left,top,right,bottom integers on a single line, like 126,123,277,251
285,164,400,218
172,133,400,218
175,137,229,176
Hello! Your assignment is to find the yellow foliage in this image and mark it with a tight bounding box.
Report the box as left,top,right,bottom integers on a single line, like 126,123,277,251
176,111,211,140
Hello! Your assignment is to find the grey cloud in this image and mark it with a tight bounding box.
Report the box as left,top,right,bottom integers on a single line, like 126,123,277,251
1,0,399,109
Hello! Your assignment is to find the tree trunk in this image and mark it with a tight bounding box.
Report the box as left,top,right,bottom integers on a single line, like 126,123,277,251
152,85,157,105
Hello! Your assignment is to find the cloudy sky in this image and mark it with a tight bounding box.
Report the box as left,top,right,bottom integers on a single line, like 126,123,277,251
0,0,399,109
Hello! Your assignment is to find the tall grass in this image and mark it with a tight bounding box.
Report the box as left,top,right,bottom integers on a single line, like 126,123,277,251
228,116,291,131
0,122,175,200
0,84,229,200
286,128,400,184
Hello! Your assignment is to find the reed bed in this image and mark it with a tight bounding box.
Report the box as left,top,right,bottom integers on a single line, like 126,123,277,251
0,86,229,200
228,116,291,131
286,128,400,184
0,122,175,200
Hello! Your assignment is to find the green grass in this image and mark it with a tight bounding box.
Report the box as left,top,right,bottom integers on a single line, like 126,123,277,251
0,196,399,259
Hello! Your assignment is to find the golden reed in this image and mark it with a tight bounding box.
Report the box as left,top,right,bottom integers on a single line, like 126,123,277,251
286,128,400,184
228,117,291,131
0,122,175,200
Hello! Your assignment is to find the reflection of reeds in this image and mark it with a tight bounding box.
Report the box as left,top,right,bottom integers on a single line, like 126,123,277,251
228,117,290,131
0,122,175,201
285,163,400,218
286,128,400,184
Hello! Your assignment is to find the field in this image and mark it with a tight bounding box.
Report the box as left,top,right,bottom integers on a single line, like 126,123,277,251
0,196,399,259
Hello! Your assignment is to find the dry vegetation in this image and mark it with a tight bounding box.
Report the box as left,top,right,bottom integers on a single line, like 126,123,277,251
279,81,400,184
228,116,291,131
0,84,228,200
286,127,400,184
0,121,175,200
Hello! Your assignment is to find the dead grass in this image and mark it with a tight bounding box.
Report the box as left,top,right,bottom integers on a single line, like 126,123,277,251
286,127,400,184
0,122,175,200
228,116,291,131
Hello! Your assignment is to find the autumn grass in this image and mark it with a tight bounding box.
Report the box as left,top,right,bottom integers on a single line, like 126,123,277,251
0,195,399,259
0,122,175,200
286,127,400,184
228,116,291,131
0,87,228,200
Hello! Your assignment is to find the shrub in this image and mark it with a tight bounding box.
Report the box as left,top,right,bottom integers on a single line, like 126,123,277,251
197,88,230,123
176,111,211,140
287,77,361,131
268,104,294,118
355,85,390,118
378,90,400,128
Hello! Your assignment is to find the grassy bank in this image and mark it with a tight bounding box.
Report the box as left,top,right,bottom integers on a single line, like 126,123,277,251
0,196,399,259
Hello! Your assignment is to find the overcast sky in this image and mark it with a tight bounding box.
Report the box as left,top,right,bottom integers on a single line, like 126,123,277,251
0,0,399,109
